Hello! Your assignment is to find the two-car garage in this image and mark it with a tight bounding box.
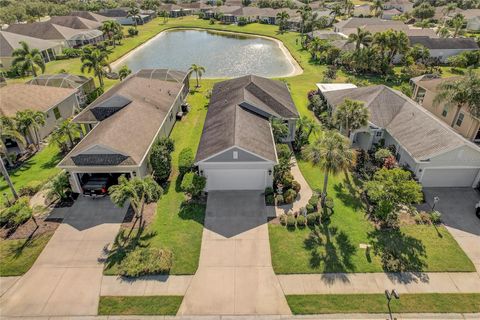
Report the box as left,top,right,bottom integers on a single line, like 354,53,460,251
203,168,270,191
419,167,480,188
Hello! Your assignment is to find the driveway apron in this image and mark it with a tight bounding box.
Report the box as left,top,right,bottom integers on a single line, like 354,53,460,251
179,191,291,315
0,197,127,317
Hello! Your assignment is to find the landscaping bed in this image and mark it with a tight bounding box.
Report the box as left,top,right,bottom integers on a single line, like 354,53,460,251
98,296,183,315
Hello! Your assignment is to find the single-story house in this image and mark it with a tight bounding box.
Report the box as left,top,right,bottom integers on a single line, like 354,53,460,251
70,11,112,23
177,2,214,14
408,36,479,62
384,0,414,13
0,83,79,153
159,4,194,17
333,17,437,37
382,8,403,20
195,75,299,191
98,7,156,25
0,31,62,69
463,9,480,31
26,73,96,107
288,10,332,30
307,30,347,40
410,74,480,143
319,83,480,188
57,69,189,194
353,4,372,18
47,16,102,30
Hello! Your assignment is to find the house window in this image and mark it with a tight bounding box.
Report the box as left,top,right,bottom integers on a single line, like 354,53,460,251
53,107,61,120
441,106,448,117
375,131,382,137
233,151,238,159
456,113,465,127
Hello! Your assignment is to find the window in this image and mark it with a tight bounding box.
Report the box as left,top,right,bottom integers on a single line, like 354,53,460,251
233,151,238,159
456,113,465,127
441,106,448,117
53,107,61,120
375,131,382,137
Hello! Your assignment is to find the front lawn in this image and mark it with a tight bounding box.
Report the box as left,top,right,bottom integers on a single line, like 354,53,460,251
287,293,480,314
0,232,53,276
98,296,183,315
269,160,475,273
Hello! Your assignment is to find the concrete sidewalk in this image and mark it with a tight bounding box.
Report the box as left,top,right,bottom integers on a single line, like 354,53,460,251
101,275,192,296
278,272,480,295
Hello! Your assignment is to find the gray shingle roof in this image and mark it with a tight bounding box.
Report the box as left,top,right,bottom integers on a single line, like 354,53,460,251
48,16,102,30
409,36,479,50
71,154,135,166
323,85,477,160
0,31,60,57
195,75,298,163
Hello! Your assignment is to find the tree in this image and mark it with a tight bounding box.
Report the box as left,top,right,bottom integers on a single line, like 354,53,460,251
118,65,132,81
276,10,290,32
297,5,312,38
408,44,430,64
0,117,25,199
14,109,46,149
80,46,111,87
370,0,384,17
242,0,252,6
101,20,122,47
365,168,422,227
149,137,174,183
441,3,457,22
271,118,289,142
127,5,141,30
412,2,435,20
451,14,465,37
333,99,369,137
159,10,169,23
385,30,409,65
307,37,330,60
109,175,163,219
434,70,480,126
51,119,80,150
44,171,71,202
294,115,321,150
329,3,343,26
347,28,372,51
188,64,206,88
436,25,450,38
302,130,355,205
181,172,206,198
12,41,45,77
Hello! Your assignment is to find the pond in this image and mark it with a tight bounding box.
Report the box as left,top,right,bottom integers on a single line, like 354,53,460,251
113,29,300,78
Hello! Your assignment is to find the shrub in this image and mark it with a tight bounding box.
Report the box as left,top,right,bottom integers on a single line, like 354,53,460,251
283,189,297,204
324,196,334,209
291,180,301,193
157,137,175,153
128,27,139,36
275,194,284,205
286,214,296,228
265,194,275,205
306,203,315,213
299,206,307,216
237,16,248,26
264,187,274,196
308,194,319,209
181,172,206,198
282,173,294,189
0,197,32,227
279,213,287,225
297,214,306,227
275,143,291,160
431,210,442,224
18,181,42,197
374,148,392,162
118,247,173,277
150,138,174,183
44,171,71,201
62,47,82,58
306,213,316,225
178,148,194,177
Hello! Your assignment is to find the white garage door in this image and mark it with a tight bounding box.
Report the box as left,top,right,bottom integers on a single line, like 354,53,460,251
420,168,480,187
205,169,267,191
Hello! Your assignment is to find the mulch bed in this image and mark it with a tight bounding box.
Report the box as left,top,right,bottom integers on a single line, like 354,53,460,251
120,202,157,230
0,216,62,240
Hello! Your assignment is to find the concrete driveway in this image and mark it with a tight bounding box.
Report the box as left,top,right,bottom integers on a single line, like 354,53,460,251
423,188,480,273
179,191,291,316
0,197,127,317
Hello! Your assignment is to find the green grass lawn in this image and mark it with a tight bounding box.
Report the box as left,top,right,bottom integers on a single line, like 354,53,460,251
269,160,475,273
98,296,183,315
287,293,480,314
0,232,53,276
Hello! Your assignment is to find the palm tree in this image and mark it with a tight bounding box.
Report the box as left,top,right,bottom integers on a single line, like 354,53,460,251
373,31,389,59
302,130,355,205
109,175,163,220
434,70,480,127
437,26,450,38
0,117,25,199
329,3,343,26
344,0,354,17
451,14,465,38
370,0,384,17
333,99,369,137
101,20,122,47
307,37,329,60
347,27,372,51
188,64,206,88
14,110,46,149
118,65,132,81
44,171,71,202
441,3,457,22
159,10,169,23
276,11,290,33
297,5,312,37
386,30,409,65
127,6,141,30
11,41,45,77
52,119,80,150
80,46,111,87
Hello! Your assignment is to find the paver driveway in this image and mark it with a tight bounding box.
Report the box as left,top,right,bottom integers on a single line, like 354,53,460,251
179,191,291,316
0,197,126,317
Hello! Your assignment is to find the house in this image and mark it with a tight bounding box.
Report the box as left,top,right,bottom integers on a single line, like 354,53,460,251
159,4,194,17
408,36,479,62
333,17,436,37
0,84,79,153
463,9,480,31
0,31,62,69
57,69,189,194
177,2,214,14
98,7,156,25
382,8,402,20
194,75,299,191
411,75,480,143
319,83,480,187
26,73,96,107
307,30,347,40
353,4,372,17
47,16,102,30
70,11,112,23
288,10,332,30
384,0,414,13
6,21,104,48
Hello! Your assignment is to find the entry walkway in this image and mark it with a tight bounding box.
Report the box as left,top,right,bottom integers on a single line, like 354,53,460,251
178,191,291,315
0,197,127,317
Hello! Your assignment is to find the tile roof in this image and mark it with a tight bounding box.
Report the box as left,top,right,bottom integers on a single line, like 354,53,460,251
0,84,77,117
322,85,477,160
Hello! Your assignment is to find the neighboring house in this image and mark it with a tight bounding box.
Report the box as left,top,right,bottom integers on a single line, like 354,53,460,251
463,9,480,31
288,10,332,30
195,75,299,191
333,17,436,37
382,8,402,20
411,75,480,143
0,31,62,69
70,11,112,23
384,0,414,13
408,36,479,62
178,2,214,14
0,84,79,153
307,30,347,40
319,83,480,187
6,21,104,48
159,4,194,17
98,7,156,25
57,69,189,194
204,6,299,25
353,4,372,17
47,16,102,30
26,73,96,107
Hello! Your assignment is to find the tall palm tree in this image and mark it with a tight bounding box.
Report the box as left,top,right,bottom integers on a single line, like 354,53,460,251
159,10,169,23
344,0,354,17
434,70,480,127
436,26,450,38
0,117,25,199
441,3,457,22
80,46,110,87
101,20,122,47
370,0,384,17
333,99,369,137
307,37,329,60
52,119,80,150
302,130,355,205
373,31,389,59
109,175,162,220
386,30,409,64
451,14,465,38
14,110,46,149
329,3,343,26
127,6,141,29
297,5,312,37
11,41,45,77
188,64,206,88
347,27,372,51
276,10,290,33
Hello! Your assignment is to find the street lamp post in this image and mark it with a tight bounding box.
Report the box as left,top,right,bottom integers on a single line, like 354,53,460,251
385,289,400,320
431,196,440,212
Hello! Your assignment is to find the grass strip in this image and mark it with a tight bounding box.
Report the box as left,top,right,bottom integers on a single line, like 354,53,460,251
98,296,183,315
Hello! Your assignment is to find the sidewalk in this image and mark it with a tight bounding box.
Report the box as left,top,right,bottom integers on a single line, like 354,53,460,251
278,272,480,295
101,275,192,296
